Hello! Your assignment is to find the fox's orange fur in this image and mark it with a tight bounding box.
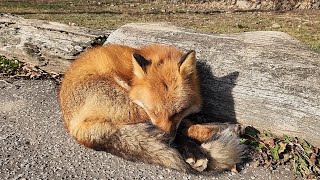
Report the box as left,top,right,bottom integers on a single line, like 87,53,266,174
59,44,246,173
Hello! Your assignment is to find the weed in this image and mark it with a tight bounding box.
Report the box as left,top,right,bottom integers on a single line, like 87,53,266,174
242,127,320,179
0,56,21,75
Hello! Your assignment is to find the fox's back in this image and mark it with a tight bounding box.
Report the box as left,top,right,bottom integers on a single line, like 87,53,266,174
63,44,136,84
59,45,143,125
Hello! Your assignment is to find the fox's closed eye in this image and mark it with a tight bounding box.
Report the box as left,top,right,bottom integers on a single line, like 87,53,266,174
170,107,187,120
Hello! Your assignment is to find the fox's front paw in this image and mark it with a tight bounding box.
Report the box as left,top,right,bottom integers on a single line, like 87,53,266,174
181,143,209,172
185,154,208,172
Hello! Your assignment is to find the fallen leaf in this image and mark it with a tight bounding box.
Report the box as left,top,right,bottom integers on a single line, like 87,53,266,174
260,137,275,147
309,153,316,166
282,153,290,163
278,142,287,154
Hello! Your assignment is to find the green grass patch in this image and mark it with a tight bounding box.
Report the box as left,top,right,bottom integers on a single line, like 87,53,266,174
0,56,21,75
0,56,55,80
242,127,320,179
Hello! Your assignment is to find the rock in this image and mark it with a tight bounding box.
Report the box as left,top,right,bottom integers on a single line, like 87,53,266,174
106,23,320,147
0,14,111,74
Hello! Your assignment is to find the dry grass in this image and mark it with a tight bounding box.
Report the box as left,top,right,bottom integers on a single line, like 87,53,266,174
0,0,319,52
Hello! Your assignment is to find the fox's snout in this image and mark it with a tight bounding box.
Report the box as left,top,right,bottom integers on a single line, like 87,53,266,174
151,117,182,140
152,118,180,145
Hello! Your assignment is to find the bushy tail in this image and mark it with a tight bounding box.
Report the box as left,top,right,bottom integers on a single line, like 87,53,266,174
100,123,193,172
201,127,247,172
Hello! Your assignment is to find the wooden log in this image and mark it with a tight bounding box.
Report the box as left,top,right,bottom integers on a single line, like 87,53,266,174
106,23,320,147
0,14,111,74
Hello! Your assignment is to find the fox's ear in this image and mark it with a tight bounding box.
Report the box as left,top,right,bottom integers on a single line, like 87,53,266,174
179,50,196,77
132,53,151,78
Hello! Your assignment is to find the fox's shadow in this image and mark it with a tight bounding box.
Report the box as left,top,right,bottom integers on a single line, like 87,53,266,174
189,61,239,124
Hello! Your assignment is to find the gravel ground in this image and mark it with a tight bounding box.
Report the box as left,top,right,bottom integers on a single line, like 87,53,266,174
0,80,299,179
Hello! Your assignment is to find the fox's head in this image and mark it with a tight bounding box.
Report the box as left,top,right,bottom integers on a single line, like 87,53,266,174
116,44,202,137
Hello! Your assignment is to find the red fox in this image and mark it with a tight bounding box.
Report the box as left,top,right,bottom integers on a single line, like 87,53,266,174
59,44,246,173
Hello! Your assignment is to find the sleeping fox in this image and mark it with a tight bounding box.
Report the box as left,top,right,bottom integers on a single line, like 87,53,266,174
59,44,246,173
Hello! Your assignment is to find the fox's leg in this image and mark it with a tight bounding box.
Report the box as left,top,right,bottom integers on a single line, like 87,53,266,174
174,121,242,173
178,120,246,172
173,134,209,172
179,120,242,143
69,119,196,173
